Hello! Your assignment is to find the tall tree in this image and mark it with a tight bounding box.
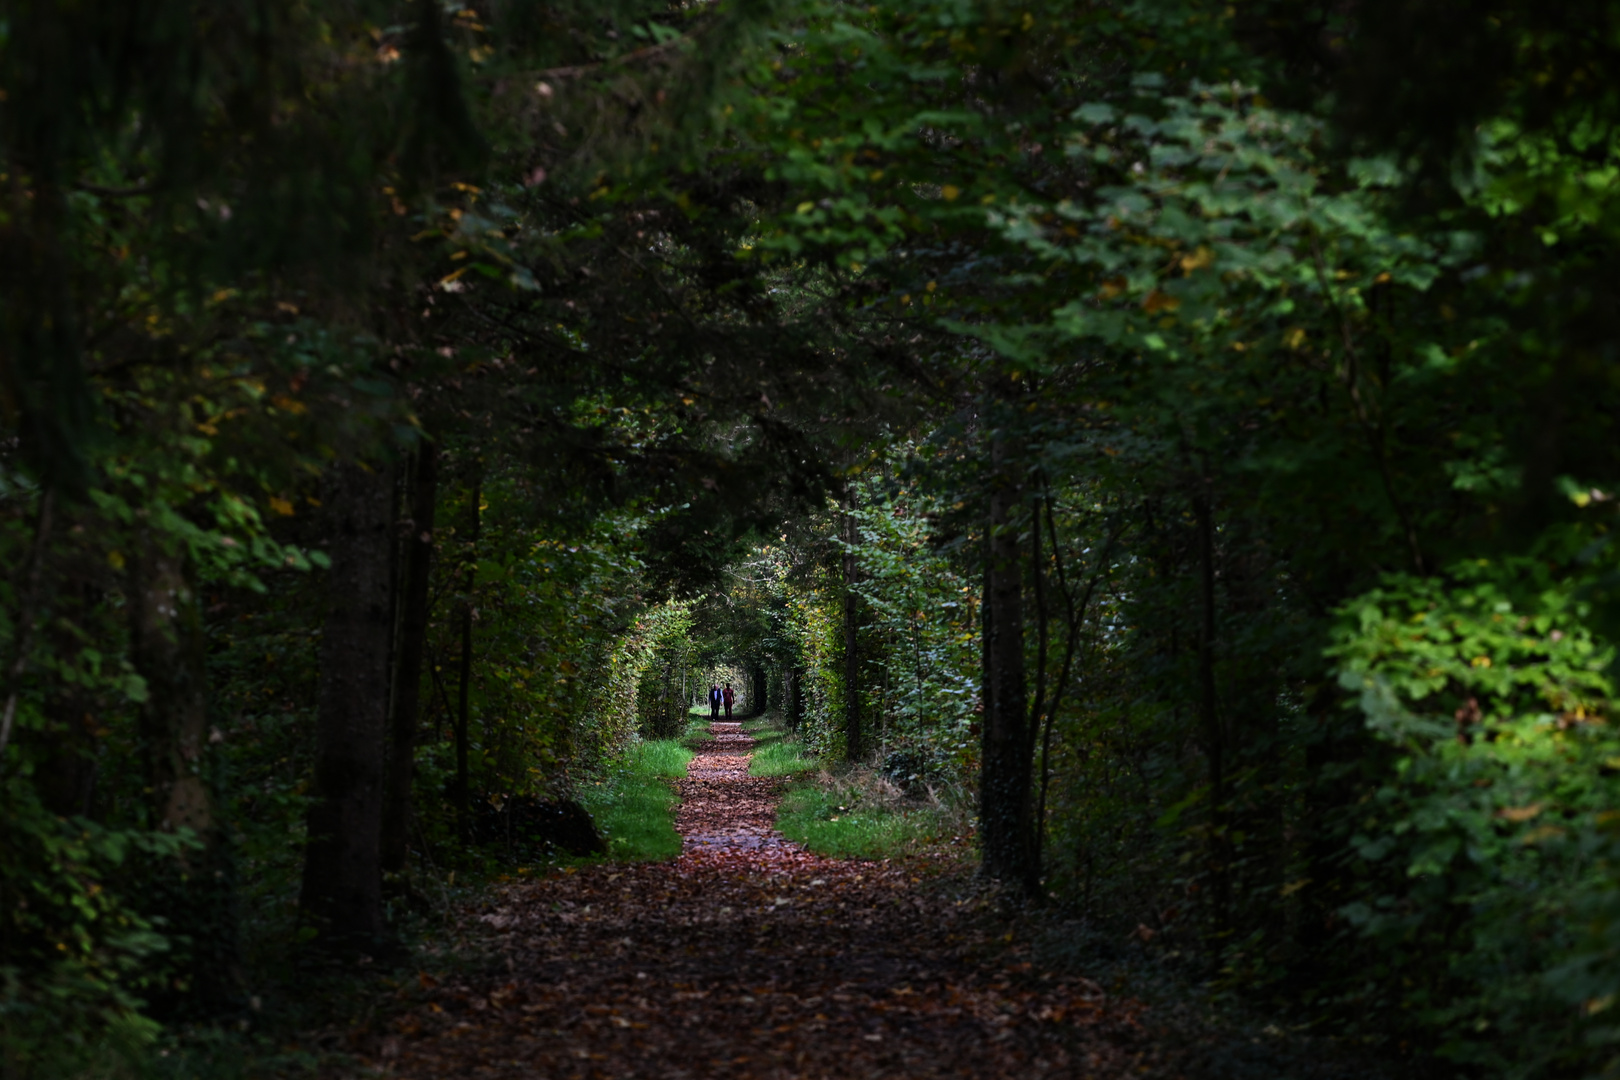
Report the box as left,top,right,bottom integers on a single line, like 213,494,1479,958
454,471,482,844
129,527,242,1010
842,495,862,761
979,385,1037,894
298,461,397,951
381,438,439,874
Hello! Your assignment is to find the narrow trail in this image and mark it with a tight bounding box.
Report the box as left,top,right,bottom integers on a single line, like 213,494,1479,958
365,722,1156,1078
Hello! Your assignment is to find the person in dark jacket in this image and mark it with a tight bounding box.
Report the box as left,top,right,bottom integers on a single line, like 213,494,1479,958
723,683,735,719
709,683,721,719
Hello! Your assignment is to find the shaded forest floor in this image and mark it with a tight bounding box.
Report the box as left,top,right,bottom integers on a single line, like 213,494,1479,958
324,724,1421,1079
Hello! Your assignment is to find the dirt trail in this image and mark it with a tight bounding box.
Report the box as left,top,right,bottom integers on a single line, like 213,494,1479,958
364,722,1153,1078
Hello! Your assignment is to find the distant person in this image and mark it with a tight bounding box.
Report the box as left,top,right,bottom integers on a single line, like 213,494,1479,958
723,683,735,719
709,683,721,719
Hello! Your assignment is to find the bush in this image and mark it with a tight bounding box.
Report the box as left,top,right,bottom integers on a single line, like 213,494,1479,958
1330,551,1620,1073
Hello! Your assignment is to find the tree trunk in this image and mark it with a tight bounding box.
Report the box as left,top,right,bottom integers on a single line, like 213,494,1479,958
751,665,768,719
130,531,240,1009
1193,490,1229,924
790,666,805,732
980,419,1037,894
299,460,396,951
842,495,861,761
131,541,215,841
36,573,99,819
455,473,481,843
381,438,438,874
0,487,55,764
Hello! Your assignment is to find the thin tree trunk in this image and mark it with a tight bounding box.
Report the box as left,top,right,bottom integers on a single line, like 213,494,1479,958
31,515,100,819
0,486,55,764
1027,494,1049,781
381,438,438,873
1193,489,1229,924
842,493,861,762
455,473,481,844
299,460,396,951
1034,499,1120,883
790,666,805,732
980,412,1037,894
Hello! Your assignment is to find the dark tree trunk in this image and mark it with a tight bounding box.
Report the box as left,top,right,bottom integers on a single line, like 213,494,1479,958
751,665,768,718
980,421,1038,894
0,487,55,764
1193,490,1229,924
299,461,396,951
790,665,805,732
842,495,861,761
130,532,240,1009
381,438,438,874
455,473,481,843
36,573,100,819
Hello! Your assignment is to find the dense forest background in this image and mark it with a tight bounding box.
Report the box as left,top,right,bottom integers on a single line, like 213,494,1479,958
5,0,1620,1075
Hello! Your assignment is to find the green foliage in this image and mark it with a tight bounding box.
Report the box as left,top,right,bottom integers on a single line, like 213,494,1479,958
0,781,187,1075
1329,547,1620,1072
7,0,1620,1073
845,470,980,779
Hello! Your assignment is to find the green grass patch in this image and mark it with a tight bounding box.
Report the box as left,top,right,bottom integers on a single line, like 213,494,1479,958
679,712,714,750
578,738,693,861
774,776,963,860
743,716,820,777
749,733,820,777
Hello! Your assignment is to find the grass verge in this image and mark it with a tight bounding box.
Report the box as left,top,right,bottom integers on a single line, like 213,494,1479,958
680,708,715,751
774,766,971,860
578,738,693,861
747,726,820,777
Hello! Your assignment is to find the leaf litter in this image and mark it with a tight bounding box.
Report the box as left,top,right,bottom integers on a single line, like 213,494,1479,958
342,723,1161,1078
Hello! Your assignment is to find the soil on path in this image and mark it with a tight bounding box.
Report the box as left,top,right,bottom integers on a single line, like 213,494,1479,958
362,722,1156,1078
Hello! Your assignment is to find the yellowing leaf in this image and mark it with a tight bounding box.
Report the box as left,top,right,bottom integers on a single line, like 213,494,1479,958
1141,289,1180,314
107,550,126,570
941,185,961,201
1179,246,1215,272
268,497,296,517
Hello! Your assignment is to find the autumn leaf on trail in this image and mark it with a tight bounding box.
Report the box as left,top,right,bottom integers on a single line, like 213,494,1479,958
345,722,1151,1079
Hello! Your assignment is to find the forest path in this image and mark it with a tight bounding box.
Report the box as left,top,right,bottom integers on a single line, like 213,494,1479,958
366,722,1153,1078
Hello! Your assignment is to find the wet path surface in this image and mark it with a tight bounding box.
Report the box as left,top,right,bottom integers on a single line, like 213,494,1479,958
361,722,1154,1078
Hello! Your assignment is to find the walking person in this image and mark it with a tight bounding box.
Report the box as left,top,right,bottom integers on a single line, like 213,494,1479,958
723,683,735,720
709,683,721,720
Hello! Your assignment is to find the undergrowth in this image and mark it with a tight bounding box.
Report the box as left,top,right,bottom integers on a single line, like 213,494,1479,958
746,723,820,778
578,738,692,862
775,767,971,860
